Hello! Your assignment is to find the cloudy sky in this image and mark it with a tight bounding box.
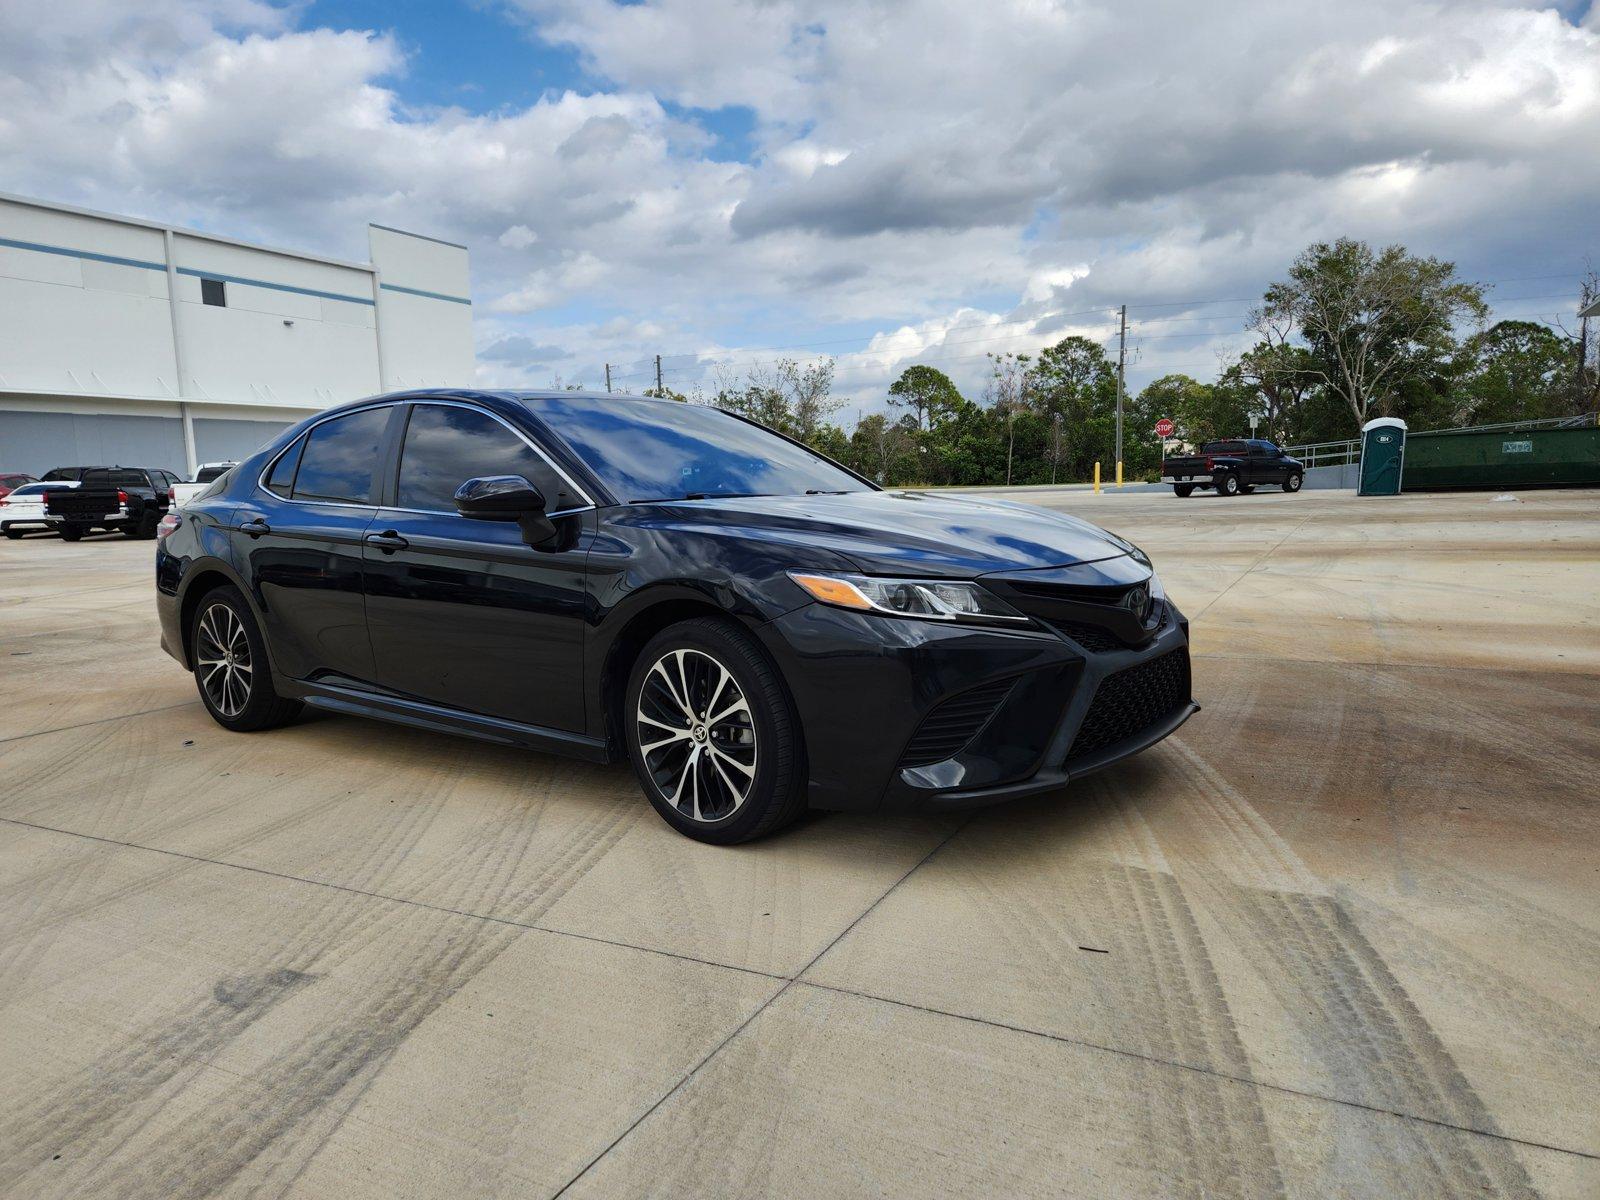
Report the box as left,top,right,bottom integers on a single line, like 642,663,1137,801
3,0,1598,417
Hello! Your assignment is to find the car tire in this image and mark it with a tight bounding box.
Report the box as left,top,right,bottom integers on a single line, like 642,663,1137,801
190,585,302,732
3,528,20,540
60,523,84,542
624,616,807,844
131,511,159,539
1284,472,1303,493
1173,484,1195,498
1217,473,1241,497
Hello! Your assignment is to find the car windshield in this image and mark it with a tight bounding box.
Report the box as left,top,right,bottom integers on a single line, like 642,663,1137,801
518,394,871,503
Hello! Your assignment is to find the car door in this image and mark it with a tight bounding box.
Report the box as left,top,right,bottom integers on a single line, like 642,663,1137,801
230,404,395,686
360,401,594,733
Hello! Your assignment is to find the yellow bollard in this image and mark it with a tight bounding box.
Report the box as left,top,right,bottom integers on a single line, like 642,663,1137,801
1093,461,1101,494
1116,460,1123,488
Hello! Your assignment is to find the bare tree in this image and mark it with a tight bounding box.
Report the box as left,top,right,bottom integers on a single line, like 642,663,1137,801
1250,239,1486,430
984,352,1031,486
710,357,840,437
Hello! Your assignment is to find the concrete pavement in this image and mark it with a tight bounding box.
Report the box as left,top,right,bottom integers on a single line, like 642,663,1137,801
1,488,1597,1198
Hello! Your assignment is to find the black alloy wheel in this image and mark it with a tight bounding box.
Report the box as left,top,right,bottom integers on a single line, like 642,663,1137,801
624,617,806,844
190,585,302,731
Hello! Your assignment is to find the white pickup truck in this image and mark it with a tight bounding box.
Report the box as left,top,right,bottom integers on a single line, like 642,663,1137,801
169,462,238,509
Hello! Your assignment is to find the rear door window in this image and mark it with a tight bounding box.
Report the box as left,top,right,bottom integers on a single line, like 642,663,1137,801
396,404,579,513
291,408,390,505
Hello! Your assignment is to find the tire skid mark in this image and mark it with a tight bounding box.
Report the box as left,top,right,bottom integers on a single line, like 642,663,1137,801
1157,739,1542,1198
59,800,638,1200
22,775,631,1198
0,744,478,1190
950,783,1285,1198
0,742,368,1004
1340,890,1600,1115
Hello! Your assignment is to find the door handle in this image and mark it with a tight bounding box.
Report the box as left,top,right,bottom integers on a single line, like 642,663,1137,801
365,531,409,553
238,518,270,538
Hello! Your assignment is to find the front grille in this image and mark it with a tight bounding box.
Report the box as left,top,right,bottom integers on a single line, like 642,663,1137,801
1045,620,1124,652
899,678,1017,768
1067,647,1189,762
1045,602,1168,653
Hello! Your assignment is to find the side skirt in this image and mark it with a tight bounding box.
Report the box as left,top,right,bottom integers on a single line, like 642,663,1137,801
283,678,615,764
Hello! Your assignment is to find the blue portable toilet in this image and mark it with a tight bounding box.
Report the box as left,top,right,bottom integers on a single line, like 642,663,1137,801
1358,417,1407,496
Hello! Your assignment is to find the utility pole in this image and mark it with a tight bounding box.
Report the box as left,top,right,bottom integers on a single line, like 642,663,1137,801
604,363,612,393
1005,406,1015,487
1115,304,1127,484
654,354,663,395
1052,412,1061,485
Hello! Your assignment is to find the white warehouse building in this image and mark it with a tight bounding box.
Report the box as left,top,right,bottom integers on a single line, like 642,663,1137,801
0,191,473,478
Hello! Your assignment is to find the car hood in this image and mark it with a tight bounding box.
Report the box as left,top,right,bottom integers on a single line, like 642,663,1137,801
638,490,1134,577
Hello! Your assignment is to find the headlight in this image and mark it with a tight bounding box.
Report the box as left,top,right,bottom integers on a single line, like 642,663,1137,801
1126,544,1165,603
788,572,1028,625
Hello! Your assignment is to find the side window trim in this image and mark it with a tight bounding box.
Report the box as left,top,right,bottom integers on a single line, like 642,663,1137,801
384,400,596,518
255,403,393,508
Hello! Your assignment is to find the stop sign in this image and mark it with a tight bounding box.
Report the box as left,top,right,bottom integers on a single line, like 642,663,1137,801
1155,418,1174,438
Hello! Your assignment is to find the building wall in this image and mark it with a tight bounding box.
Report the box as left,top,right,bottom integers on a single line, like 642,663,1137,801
0,193,474,477
171,233,382,408
370,225,474,389
0,197,179,398
192,417,294,464
0,409,188,476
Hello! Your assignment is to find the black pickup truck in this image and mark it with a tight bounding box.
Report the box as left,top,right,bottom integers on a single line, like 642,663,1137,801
1162,439,1304,497
44,466,180,540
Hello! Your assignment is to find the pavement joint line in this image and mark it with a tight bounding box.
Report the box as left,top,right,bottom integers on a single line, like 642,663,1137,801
789,980,1600,1165
546,816,977,1199
1191,509,1319,620
0,700,201,747
0,814,791,985
8,807,1600,1171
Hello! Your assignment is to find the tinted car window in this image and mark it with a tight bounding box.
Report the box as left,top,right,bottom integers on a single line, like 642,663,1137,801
519,395,868,502
292,408,389,504
196,464,232,484
1203,441,1247,456
265,437,305,497
398,405,578,513
81,469,147,489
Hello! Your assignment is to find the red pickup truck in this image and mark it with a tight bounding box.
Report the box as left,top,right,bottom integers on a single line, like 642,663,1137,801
1162,439,1304,497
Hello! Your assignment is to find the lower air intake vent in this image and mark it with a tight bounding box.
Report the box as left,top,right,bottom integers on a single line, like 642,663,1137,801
899,678,1017,768
1067,648,1189,762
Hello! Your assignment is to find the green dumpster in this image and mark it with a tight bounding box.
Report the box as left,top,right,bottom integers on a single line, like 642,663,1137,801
1402,425,1600,490
1358,418,1406,496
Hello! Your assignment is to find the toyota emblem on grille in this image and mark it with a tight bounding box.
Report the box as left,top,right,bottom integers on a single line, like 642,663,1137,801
1124,586,1149,617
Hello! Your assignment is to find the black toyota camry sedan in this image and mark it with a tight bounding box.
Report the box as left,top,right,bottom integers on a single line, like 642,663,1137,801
155,390,1196,843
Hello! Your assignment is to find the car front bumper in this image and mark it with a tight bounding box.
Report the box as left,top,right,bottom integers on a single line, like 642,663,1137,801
756,596,1196,814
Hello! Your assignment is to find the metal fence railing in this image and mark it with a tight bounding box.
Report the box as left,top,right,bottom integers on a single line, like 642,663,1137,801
1283,438,1359,468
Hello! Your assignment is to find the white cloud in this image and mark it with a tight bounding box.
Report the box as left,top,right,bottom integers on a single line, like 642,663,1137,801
3,0,1599,417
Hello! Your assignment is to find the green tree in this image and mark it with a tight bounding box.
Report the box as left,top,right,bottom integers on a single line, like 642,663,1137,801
1024,336,1118,481
1252,238,1487,432
1136,374,1252,449
1452,320,1576,425
887,364,964,431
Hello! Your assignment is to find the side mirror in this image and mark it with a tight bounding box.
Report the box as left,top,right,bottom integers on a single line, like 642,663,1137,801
454,475,556,546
